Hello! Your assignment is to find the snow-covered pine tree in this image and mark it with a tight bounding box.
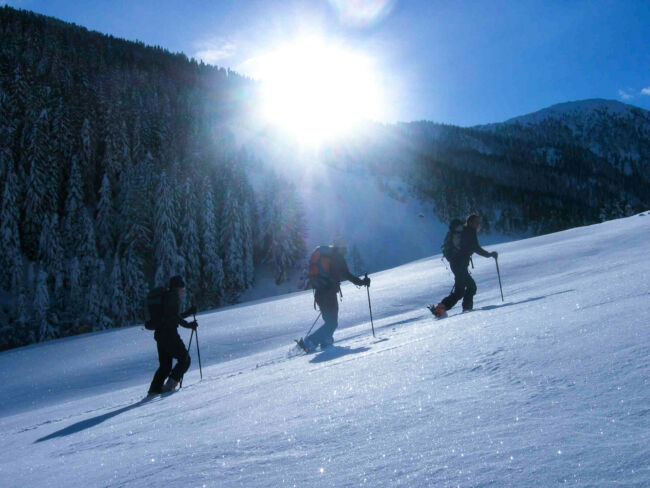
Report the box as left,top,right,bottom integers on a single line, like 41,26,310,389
66,257,83,333
153,171,181,286
121,244,147,323
78,118,95,202
109,251,126,326
34,269,54,342
200,187,224,307
101,108,123,182
180,179,201,306
11,291,34,348
96,172,114,257
220,187,246,299
116,157,153,255
37,212,64,305
62,156,85,256
75,208,101,328
241,199,256,288
0,169,23,291
22,109,52,259
0,87,15,182
260,177,307,285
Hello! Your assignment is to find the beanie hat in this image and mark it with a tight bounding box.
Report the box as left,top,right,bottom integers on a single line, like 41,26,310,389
169,275,185,289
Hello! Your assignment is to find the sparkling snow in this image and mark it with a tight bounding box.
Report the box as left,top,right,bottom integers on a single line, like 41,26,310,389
1,214,648,487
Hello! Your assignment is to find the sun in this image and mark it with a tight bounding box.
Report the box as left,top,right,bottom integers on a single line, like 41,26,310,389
245,38,386,143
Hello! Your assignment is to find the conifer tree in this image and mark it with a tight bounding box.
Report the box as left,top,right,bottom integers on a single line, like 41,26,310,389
34,269,54,342
96,172,114,256
0,170,23,291
122,244,147,322
241,199,256,288
200,187,224,307
38,213,64,298
62,156,85,255
12,291,33,347
66,257,83,332
154,172,180,286
0,88,15,183
180,179,201,305
109,251,126,326
22,109,51,258
260,178,307,284
220,188,246,298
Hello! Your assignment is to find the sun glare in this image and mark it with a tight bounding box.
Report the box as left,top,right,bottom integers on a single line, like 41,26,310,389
247,39,385,144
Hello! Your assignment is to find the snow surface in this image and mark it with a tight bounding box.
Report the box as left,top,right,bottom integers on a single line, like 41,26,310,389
1,214,649,487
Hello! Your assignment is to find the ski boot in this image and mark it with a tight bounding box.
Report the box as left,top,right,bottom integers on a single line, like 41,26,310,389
428,302,447,318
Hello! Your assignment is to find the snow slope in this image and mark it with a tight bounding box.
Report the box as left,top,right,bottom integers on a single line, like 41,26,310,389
1,214,649,487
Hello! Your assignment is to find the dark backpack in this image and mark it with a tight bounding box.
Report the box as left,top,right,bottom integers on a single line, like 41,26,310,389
307,246,336,289
144,286,167,330
442,219,464,261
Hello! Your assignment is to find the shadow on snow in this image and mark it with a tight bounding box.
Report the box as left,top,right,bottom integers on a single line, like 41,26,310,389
479,289,574,311
35,396,158,443
310,346,371,364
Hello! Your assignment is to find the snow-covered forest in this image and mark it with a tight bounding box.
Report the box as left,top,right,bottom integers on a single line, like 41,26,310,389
0,7,306,349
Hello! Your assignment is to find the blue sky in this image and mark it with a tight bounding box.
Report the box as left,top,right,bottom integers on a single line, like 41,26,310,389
4,0,650,126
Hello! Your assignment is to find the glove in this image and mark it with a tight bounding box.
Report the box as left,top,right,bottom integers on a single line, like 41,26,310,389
189,320,198,330
362,276,371,287
491,251,498,259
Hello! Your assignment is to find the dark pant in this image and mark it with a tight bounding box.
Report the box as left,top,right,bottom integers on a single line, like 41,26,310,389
306,288,339,347
441,261,477,311
149,330,191,393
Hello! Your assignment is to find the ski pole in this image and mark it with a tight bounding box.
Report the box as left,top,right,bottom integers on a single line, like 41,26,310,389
365,273,376,338
305,312,322,337
193,312,202,381
180,328,194,388
495,257,504,302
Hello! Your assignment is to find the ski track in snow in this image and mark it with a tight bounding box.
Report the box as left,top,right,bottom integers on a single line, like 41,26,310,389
1,214,649,487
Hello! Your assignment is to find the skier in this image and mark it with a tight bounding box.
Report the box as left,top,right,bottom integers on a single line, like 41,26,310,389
297,238,370,353
148,275,197,395
431,214,498,317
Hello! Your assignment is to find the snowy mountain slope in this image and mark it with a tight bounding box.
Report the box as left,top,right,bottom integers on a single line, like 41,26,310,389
1,214,649,487
477,99,650,168
499,99,642,126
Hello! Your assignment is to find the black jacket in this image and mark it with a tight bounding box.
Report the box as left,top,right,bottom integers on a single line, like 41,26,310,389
452,226,491,267
157,290,194,335
326,250,365,290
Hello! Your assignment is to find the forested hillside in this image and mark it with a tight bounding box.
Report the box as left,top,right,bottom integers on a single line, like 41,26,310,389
320,99,648,236
0,7,306,350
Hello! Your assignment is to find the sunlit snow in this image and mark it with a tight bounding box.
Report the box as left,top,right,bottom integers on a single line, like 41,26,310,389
1,214,648,487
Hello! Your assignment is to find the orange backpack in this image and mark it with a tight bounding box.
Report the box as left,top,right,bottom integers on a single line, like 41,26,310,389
307,246,335,289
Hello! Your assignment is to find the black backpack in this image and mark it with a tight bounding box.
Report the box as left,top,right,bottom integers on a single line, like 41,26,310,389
144,287,167,330
441,219,464,261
